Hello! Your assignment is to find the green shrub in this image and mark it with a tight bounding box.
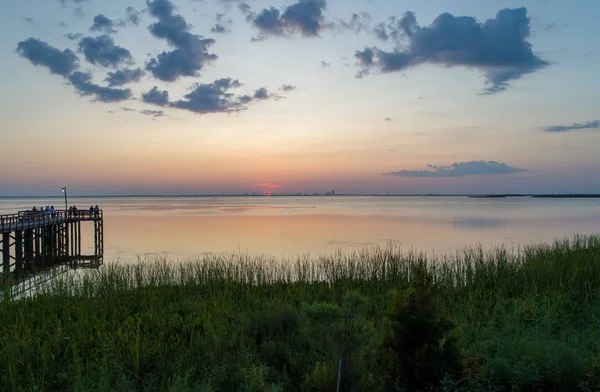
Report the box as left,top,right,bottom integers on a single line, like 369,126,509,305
379,286,461,391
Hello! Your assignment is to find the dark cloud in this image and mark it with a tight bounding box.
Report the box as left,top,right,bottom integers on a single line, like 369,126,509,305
90,14,117,34
171,78,244,113
212,12,233,33
78,35,133,68
339,12,371,34
68,71,132,102
354,47,374,77
104,68,144,86
372,22,388,41
159,78,273,114
140,109,166,117
543,120,600,133
23,17,34,24
384,117,392,122
253,87,269,100
211,24,229,33
125,6,142,26
383,161,526,178
16,38,79,76
238,3,252,15
121,107,136,112
251,0,328,38
142,86,170,106
320,60,331,68
355,8,549,94
280,84,296,91
58,0,88,4
398,11,417,37
253,8,283,36
145,0,218,81
64,32,83,41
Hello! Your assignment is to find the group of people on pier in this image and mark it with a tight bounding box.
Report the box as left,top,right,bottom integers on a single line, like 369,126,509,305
29,205,100,217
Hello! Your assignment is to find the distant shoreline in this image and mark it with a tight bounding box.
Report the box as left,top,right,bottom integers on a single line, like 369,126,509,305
2,194,600,199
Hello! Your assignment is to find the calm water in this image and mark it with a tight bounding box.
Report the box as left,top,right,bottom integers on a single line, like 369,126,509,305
2,196,600,260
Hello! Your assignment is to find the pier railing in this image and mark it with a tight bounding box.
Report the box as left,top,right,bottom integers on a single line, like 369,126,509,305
1,210,102,232
1,208,104,290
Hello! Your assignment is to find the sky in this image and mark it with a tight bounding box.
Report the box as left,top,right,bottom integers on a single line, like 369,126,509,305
1,0,599,196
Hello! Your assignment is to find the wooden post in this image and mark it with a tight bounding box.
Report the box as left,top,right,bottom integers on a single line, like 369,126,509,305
77,221,81,256
26,229,34,271
34,227,40,268
2,232,10,275
15,230,23,276
94,220,98,258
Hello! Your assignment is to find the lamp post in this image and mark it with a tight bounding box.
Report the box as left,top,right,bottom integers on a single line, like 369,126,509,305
61,187,68,211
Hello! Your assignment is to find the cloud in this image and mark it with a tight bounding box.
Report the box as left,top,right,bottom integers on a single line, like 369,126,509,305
142,86,170,106
145,0,218,81
339,12,371,34
211,24,229,33
121,107,136,112
280,84,296,91
104,68,144,86
320,60,331,68
68,71,132,102
140,109,166,117
23,17,34,24
90,14,117,34
253,87,269,100
543,120,600,133
78,35,133,68
145,78,275,115
16,38,79,76
384,117,392,121
383,161,526,178
355,8,548,93
238,3,252,15
372,22,388,41
64,32,83,41
125,6,142,26
251,0,328,38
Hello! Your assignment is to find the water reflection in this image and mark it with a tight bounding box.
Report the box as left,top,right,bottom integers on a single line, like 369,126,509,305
452,217,508,230
2,196,600,260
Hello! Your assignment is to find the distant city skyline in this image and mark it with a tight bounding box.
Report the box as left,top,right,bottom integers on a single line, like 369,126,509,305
1,0,599,196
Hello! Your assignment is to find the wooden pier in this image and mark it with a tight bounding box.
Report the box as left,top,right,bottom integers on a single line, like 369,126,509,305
0,209,103,283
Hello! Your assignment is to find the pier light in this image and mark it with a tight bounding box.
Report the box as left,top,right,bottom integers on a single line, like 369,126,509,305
61,187,68,211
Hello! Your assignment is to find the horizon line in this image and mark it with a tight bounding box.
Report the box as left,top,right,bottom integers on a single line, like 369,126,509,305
2,193,600,199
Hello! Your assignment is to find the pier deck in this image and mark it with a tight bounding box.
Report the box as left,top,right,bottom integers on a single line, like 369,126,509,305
0,209,103,282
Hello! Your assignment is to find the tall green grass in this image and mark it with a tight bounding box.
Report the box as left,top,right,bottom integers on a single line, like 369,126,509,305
2,235,600,391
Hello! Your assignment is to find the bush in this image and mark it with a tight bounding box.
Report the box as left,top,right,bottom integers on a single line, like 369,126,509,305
379,285,461,391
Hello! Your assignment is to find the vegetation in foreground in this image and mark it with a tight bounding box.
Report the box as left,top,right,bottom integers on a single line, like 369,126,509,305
2,235,600,391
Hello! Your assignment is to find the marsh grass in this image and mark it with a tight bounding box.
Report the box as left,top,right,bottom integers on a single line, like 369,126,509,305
2,235,600,391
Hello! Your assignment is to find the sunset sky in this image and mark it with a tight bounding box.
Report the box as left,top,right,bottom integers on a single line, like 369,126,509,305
1,0,599,196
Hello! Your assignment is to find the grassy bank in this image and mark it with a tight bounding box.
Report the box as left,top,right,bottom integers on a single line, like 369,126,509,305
2,235,600,391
